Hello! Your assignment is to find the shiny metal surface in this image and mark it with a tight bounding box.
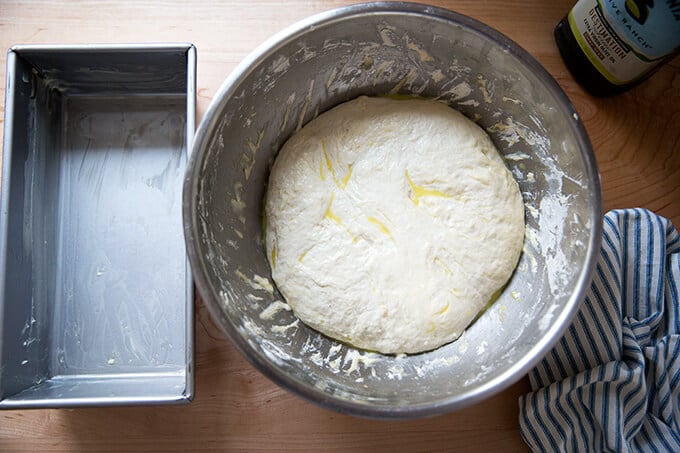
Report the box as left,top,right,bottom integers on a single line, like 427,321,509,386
0,44,196,408
185,2,602,418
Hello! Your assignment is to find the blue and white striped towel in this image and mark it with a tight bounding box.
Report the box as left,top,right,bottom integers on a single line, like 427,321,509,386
519,208,680,452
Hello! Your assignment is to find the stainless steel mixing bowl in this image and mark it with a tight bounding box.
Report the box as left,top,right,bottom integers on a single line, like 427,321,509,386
184,2,603,418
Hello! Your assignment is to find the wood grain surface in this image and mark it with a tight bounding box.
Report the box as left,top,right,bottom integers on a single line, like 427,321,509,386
0,1,678,451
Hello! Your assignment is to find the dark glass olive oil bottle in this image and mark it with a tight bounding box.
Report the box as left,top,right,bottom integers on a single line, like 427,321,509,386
555,0,680,96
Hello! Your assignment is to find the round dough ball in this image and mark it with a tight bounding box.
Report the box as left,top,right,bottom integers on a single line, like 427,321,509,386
265,96,524,354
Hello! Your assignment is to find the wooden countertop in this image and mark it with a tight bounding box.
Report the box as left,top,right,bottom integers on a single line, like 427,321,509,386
0,1,678,451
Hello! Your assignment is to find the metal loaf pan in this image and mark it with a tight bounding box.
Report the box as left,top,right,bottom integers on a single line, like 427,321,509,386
0,43,196,408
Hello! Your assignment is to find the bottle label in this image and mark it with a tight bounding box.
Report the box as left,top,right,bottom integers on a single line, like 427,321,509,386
568,0,680,84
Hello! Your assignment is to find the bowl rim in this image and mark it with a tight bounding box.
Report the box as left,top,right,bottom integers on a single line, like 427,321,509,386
183,1,603,419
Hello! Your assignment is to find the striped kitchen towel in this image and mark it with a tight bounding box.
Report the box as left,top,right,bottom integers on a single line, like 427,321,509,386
519,208,680,452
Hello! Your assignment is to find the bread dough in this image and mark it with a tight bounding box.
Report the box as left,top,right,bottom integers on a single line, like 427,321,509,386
265,96,524,354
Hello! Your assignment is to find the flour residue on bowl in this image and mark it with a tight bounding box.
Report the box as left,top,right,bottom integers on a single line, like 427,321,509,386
270,54,291,74
405,35,434,62
485,106,587,304
229,268,494,384
296,80,315,131
242,129,264,181
280,93,296,133
388,67,420,94
204,12,597,404
271,319,299,334
436,81,473,102
378,25,398,47
235,268,274,294
477,75,493,104
259,300,291,320
487,117,546,148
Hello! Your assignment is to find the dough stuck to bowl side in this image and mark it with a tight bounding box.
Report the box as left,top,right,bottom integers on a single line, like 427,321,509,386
265,96,525,354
